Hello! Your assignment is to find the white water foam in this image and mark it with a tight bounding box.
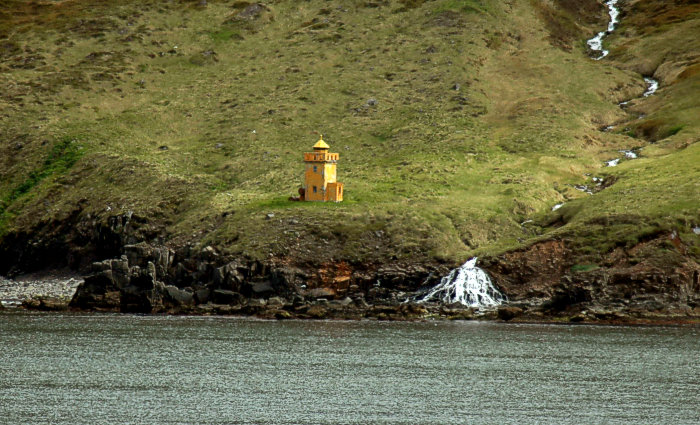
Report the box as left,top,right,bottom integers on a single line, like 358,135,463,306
620,150,638,159
420,258,505,308
606,158,620,167
643,77,659,97
575,184,594,194
552,203,564,211
587,0,620,60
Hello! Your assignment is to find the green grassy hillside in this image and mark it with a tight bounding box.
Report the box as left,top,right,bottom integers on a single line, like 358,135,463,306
0,0,698,270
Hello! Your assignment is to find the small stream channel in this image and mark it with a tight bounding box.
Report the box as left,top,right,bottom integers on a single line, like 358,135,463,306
549,0,661,216
587,0,620,60
429,2,664,307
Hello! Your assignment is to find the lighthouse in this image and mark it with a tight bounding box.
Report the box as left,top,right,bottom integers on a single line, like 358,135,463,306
303,135,343,202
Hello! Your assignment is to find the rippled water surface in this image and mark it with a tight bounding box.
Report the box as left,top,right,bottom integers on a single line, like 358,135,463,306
1,314,698,424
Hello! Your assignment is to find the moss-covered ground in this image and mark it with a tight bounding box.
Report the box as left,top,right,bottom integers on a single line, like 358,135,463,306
0,0,698,267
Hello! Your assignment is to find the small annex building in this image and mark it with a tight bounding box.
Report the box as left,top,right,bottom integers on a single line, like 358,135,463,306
303,135,343,202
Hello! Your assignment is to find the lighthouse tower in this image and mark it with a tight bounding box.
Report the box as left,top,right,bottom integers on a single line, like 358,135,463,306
303,135,343,202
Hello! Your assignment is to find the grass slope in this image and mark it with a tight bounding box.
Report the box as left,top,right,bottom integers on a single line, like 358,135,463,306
0,0,698,267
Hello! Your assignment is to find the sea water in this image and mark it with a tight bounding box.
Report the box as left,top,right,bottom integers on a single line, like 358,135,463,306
1,313,698,425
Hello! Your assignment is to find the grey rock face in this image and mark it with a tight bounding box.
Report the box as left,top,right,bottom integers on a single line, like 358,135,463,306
71,258,168,313
211,289,244,305
164,285,194,306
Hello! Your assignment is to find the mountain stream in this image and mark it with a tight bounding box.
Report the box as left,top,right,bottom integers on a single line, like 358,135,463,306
427,2,665,307
551,0,661,217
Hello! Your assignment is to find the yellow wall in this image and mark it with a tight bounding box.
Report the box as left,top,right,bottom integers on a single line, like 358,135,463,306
324,163,336,183
304,163,326,201
327,182,343,202
303,150,342,202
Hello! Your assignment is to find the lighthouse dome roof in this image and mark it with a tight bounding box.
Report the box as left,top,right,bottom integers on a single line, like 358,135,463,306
313,135,330,150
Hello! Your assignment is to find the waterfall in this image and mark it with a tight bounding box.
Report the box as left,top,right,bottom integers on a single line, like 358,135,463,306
420,258,506,308
587,0,620,60
643,77,659,97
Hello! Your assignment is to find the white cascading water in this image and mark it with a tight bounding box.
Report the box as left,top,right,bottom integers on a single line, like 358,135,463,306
587,0,620,60
420,258,506,308
643,77,659,97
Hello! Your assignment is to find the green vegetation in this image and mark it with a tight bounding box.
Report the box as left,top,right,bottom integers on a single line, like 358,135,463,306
0,0,697,266
571,264,598,273
0,137,83,231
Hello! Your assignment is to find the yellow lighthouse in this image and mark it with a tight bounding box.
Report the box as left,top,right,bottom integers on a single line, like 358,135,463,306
303,135,343,202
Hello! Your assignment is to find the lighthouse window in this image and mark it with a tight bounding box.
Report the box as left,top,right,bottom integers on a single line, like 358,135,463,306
313,186,317,193
313,166,317,172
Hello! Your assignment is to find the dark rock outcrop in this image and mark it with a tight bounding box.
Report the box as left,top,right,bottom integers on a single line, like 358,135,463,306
62,237,700,323
486,239,700,321
71,255,172,313
497,306,523,321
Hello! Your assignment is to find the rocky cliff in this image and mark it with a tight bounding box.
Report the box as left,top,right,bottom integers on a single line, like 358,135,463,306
1,0,698,322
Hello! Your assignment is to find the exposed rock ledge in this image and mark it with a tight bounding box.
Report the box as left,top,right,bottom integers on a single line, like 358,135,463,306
3,238,699,324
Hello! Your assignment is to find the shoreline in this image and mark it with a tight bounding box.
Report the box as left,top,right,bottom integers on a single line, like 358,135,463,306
3,284,698,327
0,271,82,308
2,307,699,328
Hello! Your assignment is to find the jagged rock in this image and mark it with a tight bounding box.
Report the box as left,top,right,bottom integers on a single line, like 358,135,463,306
22,297,69,311
174,262,193,286
21,298,41,309
57,231,699,322
374,264,435,290
497,306,523,321
270,266,302,288
274,310,293,320
213,261,246,290
211,289,244,305
250,280,271,295
124,243,173,278
398,302,428,316
241,298,265,315
267,296,285,307
72,258,166,313
308,287,335,299
194,288,211,304
447,310,475,320
369,305,396,316
71,259,126,310
200,246,218,261
250,280,275,297
569,313,586,322
120,262,164,313
164,285,194,306
212,304,242,315
305,304,327,319
248,298,267,307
